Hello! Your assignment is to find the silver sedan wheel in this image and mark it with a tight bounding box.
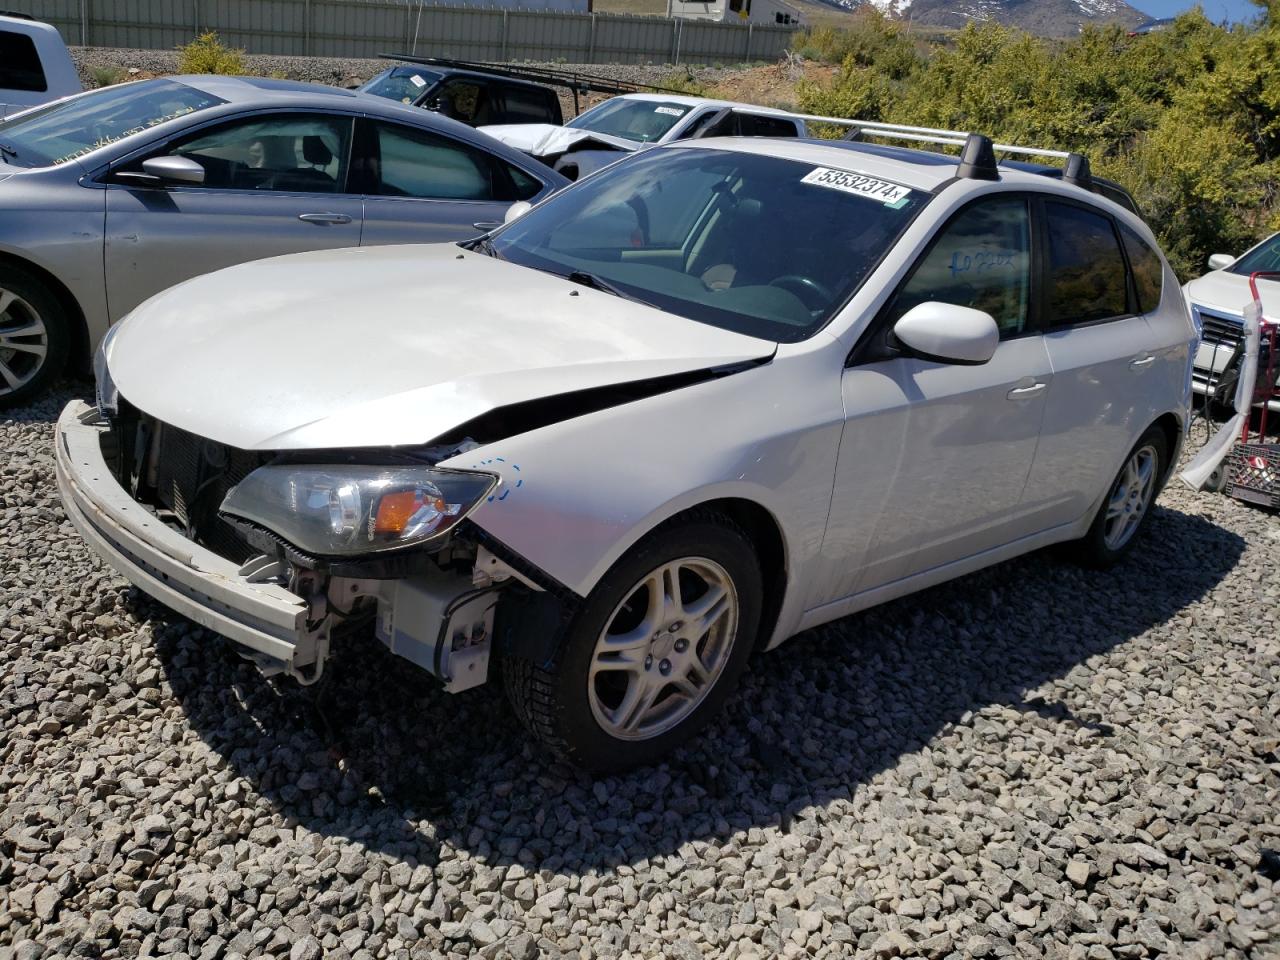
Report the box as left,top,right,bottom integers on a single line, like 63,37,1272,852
588,557,739,741
1103,443,1158,551
0,288,49,396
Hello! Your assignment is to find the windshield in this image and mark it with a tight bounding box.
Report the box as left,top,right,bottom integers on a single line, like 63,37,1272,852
490,147,931,342
0,79,223,167
1229,233,1280,277
360,66,442,104
566,98,693,143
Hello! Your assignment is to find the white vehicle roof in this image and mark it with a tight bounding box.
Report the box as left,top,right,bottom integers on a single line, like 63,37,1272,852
611,92,800,117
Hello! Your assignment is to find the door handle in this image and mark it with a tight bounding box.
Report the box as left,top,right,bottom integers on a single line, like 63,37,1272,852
1130,355,1156,368
1007,382,1047,400
472,221,503,231
298,212,352,225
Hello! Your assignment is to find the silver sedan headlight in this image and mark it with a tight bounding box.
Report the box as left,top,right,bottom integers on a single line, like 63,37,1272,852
93,323,122,417
220,465,498,557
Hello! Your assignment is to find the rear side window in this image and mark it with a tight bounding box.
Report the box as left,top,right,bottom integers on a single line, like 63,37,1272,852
1044,201,1129,327
371,121,538,201
883,196,1032,338
1120,225,1164,313
500,86,556,124
0,31,47,93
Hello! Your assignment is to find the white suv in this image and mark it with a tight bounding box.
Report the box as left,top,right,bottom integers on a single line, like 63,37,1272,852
57,127,1195,770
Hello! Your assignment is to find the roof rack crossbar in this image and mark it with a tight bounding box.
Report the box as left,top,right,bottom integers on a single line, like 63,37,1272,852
775,111,1075,162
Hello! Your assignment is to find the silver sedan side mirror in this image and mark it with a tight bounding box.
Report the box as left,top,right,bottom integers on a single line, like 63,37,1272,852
141,155,206,185
893,301,1000,366
1207,253,1234,271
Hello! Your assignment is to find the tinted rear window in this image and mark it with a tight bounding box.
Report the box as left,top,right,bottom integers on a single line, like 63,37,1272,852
1120,224,1164,313
1044,201,1129,327
0,31,47,93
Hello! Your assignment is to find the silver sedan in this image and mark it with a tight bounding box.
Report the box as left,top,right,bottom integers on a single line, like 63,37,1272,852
0,75,566,406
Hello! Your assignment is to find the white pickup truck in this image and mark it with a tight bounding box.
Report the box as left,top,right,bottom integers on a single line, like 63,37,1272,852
1,13,80,118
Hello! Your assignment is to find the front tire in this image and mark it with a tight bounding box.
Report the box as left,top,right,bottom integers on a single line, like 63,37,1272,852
504,517,762,772
0,266,70,409
1073,426,1168,568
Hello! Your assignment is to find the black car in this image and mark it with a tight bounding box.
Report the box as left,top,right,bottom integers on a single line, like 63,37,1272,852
359,63,563,127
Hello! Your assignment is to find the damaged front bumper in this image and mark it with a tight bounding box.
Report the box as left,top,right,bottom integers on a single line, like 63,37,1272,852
55,401,503,688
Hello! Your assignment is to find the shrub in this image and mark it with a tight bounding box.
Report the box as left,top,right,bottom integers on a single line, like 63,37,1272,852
91,66,127,88
790,6,1280,278
177,32,245,75
660,67,707,97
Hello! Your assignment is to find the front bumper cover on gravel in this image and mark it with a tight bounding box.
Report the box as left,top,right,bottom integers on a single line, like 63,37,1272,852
54,400,314,669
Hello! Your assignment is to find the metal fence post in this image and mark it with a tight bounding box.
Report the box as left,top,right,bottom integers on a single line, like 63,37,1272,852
587,13,596,63
501,9,508,60
80,0,88,45
745,22,752,61
671,17,680,65
304,0,311,56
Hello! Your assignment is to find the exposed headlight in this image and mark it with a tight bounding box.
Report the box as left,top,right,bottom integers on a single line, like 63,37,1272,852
220,465,498,557
93,323,122,417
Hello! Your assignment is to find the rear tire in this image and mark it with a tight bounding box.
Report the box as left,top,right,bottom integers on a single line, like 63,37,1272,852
0,265,70,409
504,516,762,772
1073,426,1168,568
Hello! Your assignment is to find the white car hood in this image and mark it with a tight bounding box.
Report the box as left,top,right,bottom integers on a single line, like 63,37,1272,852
1185,270,1280,317
108,244,774,451
478,123,638,157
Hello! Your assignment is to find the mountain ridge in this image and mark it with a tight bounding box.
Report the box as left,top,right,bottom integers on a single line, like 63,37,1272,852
803,0,1149,37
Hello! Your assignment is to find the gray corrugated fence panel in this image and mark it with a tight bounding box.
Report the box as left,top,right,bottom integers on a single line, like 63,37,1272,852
415,9,508,61
91,0,195,51
19,0,797,67
201,0,305,56
0,0,81,44
678,18,744,62
309,0,406,57
592,13,679,65
505,10,592,63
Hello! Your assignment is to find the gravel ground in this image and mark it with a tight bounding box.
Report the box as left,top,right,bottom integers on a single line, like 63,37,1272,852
2,384,1279,960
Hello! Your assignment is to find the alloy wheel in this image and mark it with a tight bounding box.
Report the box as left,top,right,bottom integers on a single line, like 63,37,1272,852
0,288,49,397
588,556,739,741
1103,443,1158,551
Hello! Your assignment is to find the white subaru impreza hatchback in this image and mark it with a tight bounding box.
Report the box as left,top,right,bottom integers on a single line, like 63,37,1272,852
57,130,1195,770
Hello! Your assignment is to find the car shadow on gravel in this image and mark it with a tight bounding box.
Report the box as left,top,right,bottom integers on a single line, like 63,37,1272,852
153,500,1245,877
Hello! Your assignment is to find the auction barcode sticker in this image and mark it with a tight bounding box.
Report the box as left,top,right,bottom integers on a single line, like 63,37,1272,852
801,167,914,207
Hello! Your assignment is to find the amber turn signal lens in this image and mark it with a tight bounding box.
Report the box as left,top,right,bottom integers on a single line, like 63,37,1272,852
374,490,444,535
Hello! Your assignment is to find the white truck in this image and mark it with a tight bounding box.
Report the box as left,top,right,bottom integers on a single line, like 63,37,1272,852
1,13,81,118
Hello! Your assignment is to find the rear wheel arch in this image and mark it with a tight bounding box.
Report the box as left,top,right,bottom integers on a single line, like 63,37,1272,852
1151,411,1182,483
0,251,89,375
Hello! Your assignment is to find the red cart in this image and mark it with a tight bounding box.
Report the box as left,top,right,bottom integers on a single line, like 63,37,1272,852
1222,271,1280,508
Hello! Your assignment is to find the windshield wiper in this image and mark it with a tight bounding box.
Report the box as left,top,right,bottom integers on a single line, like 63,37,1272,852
564,270,651,306
0,142,17,160
461,235,503,260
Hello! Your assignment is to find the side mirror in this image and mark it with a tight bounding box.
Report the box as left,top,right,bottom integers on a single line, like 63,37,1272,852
141,155,206,185
503,200,533,225
1207,253,1234,271
892,302,999,366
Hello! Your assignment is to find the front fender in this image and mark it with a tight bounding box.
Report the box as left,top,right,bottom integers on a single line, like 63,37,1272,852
444,343,846,643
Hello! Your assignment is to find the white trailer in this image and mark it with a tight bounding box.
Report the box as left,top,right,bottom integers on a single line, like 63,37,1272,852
666,0,801,27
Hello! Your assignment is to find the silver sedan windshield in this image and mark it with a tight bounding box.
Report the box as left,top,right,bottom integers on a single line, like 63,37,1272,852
0,79,224,167
490,146,931,342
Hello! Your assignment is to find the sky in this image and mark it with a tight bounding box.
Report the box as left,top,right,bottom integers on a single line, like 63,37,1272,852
1131,0,1260,22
